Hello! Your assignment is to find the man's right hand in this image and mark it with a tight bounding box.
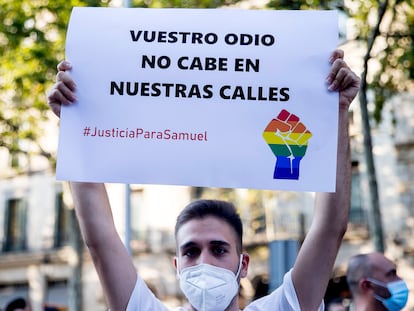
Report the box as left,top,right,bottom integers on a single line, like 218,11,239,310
46,61,77,117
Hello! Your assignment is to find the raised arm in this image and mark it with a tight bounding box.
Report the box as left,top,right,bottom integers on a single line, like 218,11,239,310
47,63,137,311
291,49,360,311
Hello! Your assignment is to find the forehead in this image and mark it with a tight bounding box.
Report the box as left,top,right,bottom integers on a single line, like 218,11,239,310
176,216,238,248
370,254,397,277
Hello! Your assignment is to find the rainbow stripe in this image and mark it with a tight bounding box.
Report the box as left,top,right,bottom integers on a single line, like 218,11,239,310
263,109,312,180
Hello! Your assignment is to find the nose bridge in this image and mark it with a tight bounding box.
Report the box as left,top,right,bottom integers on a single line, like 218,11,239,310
199,248,214,265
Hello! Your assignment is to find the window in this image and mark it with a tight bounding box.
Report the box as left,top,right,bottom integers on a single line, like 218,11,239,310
3,198,27,252
54,192,70,248
0,283,29,307
45,280,68,307
350,161,366,224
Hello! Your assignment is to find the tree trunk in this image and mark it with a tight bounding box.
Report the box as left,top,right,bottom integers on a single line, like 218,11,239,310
358,0,389,253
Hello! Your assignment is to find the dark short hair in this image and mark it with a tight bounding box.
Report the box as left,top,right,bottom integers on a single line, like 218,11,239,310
346,254,372,294
175,199,243,252
5,297,26,311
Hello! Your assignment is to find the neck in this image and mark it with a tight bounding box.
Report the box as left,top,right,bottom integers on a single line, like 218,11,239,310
353,297,387,311
225,296,240,311
187,296,240,311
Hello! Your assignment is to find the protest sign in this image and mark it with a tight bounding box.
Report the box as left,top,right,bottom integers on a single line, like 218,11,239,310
57,7,339,191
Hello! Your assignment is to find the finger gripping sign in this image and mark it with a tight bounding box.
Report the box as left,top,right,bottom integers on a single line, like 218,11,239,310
57,7,339,192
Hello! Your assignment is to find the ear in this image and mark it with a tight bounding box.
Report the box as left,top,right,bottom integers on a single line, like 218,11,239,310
360,278,371,291
173,256,180,279
240,253,250,278
173,256,178,269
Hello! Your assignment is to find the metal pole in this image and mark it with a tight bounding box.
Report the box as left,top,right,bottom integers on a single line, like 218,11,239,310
123,0,132,255
125,184,131,254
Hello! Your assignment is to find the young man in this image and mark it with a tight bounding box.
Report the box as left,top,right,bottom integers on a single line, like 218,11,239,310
346,252,409,311
47,49,360,311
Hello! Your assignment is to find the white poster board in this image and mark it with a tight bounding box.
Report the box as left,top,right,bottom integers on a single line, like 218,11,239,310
57,7,339,192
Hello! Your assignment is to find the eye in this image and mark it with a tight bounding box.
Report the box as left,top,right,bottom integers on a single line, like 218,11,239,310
386,269,398,279
212,246,227,256
183,247,200,258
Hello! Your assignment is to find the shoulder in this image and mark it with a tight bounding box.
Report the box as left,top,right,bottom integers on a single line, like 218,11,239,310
244,270,324,311
244,270,315,311
126,276,170,311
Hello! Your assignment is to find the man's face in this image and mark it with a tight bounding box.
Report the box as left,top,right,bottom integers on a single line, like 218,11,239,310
370,254,399,283
175,215,246,275
369,253,401,299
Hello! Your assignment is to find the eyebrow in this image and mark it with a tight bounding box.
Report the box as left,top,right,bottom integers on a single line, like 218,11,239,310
385,268,397,277
210,240,231,247
179,240,231,252
179,241,197,252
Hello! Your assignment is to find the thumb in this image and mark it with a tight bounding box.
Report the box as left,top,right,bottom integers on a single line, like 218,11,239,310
57,60,72,72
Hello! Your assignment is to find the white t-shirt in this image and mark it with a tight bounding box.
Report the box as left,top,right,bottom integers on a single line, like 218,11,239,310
126,269,324,311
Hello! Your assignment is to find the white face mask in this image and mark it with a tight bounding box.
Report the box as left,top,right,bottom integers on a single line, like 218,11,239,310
178,255,243,311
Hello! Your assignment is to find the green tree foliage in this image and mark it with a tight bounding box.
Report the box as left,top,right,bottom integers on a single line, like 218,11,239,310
0,0,109,169
347,0,414,123
267,0,344,10
268,0,414,125
130,0,240,8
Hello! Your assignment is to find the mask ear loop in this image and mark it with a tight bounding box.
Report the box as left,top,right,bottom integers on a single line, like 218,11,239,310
367,278,389,302
367,277,387,288
235,254,244,279
175,256,181,280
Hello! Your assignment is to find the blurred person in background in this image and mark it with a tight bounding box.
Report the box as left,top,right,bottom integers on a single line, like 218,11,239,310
346,252,409,311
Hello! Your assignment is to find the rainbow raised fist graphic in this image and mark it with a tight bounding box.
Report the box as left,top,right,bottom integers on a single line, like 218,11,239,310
263,109,312,180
